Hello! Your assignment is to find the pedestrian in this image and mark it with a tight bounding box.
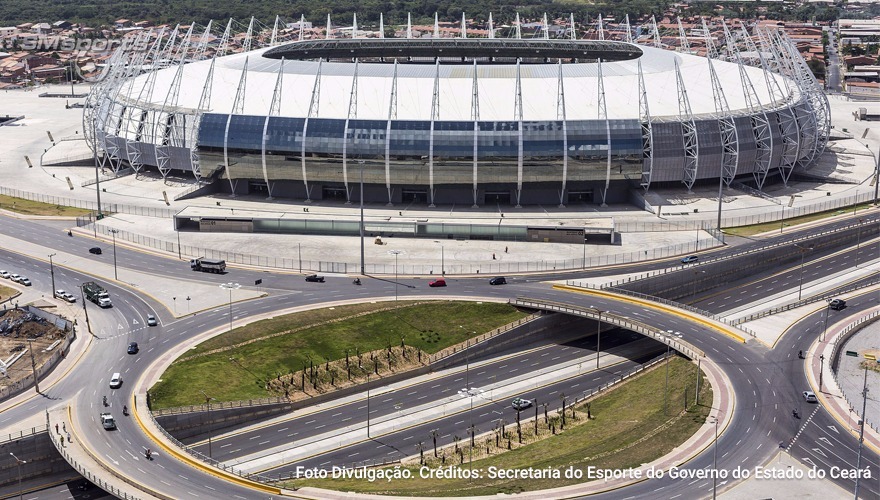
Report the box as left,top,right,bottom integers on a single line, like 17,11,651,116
492,253,496,260
62,422,66,432
67,432,71,443
504,246,508,253
60,435,64,446
55,423,59,433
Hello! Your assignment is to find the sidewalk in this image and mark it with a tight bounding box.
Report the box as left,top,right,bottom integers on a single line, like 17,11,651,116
47,403,162,500
806,305,880,456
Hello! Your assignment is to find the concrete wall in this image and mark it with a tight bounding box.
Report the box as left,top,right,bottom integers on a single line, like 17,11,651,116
0,430,75,490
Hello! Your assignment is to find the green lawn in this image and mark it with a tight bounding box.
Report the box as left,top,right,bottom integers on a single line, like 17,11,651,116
724,203,869,237
149,301,527,409
0,284,18,303
294,356,711,496
0,194,92,217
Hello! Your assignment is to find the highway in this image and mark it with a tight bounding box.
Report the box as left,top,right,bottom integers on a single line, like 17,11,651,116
0,212,878,499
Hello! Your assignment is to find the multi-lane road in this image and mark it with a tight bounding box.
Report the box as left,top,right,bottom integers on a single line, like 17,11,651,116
0,213,878,499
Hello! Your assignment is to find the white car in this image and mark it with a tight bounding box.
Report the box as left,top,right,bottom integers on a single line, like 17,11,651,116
62,293,77,303
9,274,21,283
54,289,66,299
19,278,31,286
0,270,9,279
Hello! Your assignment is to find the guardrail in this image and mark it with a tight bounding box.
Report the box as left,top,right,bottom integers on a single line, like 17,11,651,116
145,408,277,484
151,396,291,417
829,310,880,436
601,215,879,290
733,275,880,325
427,313,542,365
47,410,143,500
0,425,48,446
510,297,706,359
561,283,756,340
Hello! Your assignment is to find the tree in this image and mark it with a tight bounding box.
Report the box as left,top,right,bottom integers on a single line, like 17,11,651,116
430,429,439,457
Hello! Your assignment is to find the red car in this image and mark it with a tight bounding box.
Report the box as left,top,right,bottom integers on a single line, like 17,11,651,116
428,278,446,287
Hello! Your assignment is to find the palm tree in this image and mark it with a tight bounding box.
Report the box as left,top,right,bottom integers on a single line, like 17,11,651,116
430,429,439,457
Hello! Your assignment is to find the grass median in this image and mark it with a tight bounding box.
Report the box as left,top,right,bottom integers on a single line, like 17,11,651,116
0,194,92,217
149,301,527,409
293,356,711,496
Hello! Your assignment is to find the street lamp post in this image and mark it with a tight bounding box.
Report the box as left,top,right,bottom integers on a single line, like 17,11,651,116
219,283,241,333
359,160,365,275
48,253,56,295
819,354,825,392
109,229,119,280
795,243,813,301
854,367,869,500
10,452,25,500
388,250,402,301
366,373,371,438
822,299,831,342
866,144,879,206
172,296,177,315
712,416,718,500
593,308,604,370
200,390,216,459
79,284,92,335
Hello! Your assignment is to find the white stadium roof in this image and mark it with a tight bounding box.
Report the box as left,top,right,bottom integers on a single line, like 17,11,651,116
120,43,792,122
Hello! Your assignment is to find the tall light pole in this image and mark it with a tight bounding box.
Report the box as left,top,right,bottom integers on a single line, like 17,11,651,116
10,452,25,500
219,283,240,333
822,299,831,342
388,250,402,301
199,390,215,459
794,243,813,301
593,308,604,370
854,366,869,500
440,244,445,275
366,373,371,438
359,160,365,275
818,354,825,392
109,228,119,280
866,144,879,206
79,284,92,335
712,416,719,500
48,253,56,295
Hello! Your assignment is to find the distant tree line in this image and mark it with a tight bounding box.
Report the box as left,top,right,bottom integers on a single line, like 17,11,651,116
0,0,852,32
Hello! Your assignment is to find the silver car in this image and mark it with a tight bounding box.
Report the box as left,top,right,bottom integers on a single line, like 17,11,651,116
0,270,9,279
803,391,817,403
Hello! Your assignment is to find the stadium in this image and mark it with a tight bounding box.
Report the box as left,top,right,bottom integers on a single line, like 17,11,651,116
87,19,829,207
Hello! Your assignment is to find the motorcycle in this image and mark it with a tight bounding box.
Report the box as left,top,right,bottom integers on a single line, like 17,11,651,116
353,278,361,285
792,409,800,419
123,405,128,416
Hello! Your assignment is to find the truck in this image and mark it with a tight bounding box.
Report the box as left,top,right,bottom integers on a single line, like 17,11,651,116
100,412,116,430
82,281,112,308
190,258,226,273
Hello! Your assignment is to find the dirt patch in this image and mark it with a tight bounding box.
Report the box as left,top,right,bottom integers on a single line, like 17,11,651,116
0,308,68,391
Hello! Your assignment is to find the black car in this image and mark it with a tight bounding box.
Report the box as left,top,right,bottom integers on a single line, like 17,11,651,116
127,342,139,354
89,247,102,255
305,274,325,283
828,298,846,310
489,277,507,285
